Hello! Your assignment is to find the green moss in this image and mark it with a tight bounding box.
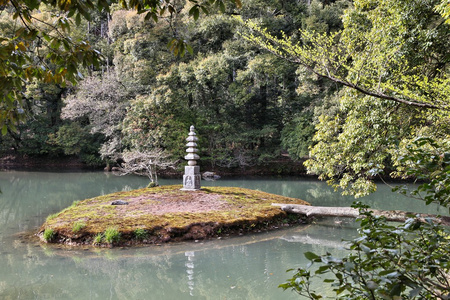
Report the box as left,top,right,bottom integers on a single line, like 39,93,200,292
72,221,86,233
46,213,59,222
40,185,309,246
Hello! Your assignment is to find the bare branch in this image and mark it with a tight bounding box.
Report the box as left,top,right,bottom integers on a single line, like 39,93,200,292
116,149,177,185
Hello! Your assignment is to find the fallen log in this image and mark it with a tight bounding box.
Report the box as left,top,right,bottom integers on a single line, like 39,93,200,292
280,234,347,249
272,203,450,226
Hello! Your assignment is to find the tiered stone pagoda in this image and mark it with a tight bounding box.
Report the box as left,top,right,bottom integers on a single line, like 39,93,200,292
182,125,201,190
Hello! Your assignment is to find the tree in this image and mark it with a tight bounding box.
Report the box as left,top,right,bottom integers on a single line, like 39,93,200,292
117,149,176,186
0,0,242,133
241,0,450,298
241,0,450,196
61,70,130,162
242,0,450,110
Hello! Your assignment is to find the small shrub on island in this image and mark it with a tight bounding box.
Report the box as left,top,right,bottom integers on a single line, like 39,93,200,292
134,228,147,241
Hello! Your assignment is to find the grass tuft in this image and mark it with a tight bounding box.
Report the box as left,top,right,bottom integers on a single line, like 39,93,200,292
43,228,55,242
93,233,103,245
104,227,121,244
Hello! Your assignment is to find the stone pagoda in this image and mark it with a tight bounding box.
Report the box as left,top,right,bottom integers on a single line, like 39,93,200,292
182,125,201,190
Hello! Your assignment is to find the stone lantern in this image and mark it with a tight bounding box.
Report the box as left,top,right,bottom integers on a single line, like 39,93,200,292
182,125,201,190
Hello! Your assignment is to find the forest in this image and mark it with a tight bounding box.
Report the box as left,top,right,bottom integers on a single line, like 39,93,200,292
2,0,447,195
0,0,349,173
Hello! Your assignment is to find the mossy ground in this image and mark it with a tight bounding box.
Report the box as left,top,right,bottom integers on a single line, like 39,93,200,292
39,185,310,247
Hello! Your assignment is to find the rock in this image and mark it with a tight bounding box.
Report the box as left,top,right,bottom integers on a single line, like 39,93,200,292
202,171,221,181
111,200,129,205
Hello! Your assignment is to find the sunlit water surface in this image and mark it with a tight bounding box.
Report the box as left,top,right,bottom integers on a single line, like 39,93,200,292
0,171,445,299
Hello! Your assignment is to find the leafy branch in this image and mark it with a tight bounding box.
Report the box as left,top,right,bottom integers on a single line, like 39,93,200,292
239,19,449,110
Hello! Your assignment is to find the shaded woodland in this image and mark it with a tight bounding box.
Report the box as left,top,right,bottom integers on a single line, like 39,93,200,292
0,0,349,173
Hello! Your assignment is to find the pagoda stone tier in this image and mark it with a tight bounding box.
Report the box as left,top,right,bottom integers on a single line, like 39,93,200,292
182,125,201,190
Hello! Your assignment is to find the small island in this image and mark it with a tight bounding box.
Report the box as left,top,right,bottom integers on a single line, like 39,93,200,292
39,185,310,246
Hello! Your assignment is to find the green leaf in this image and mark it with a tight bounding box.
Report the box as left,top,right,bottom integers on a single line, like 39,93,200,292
219,1,225,12
42,32,51,42
189,6,199,20
186,44,193,55
409,287,423,298
75,13,81,26
304,251,320,261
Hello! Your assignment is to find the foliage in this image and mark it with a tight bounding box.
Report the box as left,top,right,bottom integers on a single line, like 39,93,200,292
2,0,352,170
104,226,121,244
242,0,450,110
121,94,191,159
392,137,450,210
61,71,130,161
93,233,103,245
265,1,450,298
134,228,148,241
436,0,450,23
46,123,103,165
280,203,450,299
242,0,450,196
43,228,55,242
281,112,315,159
0,3,101,133
0,0,243,131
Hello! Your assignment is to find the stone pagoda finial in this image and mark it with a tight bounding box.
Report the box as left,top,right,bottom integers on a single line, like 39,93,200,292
185,125,200,166
182,125,201,190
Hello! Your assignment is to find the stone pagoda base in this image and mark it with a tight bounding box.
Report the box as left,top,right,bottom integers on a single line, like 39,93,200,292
181,166,201,191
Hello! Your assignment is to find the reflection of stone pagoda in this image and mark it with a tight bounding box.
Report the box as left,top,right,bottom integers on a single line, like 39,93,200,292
181,125,201,190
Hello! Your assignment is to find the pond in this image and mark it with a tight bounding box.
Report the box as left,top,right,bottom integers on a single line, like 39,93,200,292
0,171,445,299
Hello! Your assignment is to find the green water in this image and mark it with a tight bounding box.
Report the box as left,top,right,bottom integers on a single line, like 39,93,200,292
0,171,445,299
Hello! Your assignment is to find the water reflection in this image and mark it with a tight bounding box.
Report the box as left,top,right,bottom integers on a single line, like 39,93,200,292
0,171,444,299
1,224,354,299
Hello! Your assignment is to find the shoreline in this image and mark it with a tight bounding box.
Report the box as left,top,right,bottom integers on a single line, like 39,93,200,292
0,152,308,176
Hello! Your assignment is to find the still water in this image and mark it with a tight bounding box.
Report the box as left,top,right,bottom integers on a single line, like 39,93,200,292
0,171,445,299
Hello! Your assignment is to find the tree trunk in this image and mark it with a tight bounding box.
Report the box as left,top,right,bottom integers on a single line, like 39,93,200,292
272,204,450,226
